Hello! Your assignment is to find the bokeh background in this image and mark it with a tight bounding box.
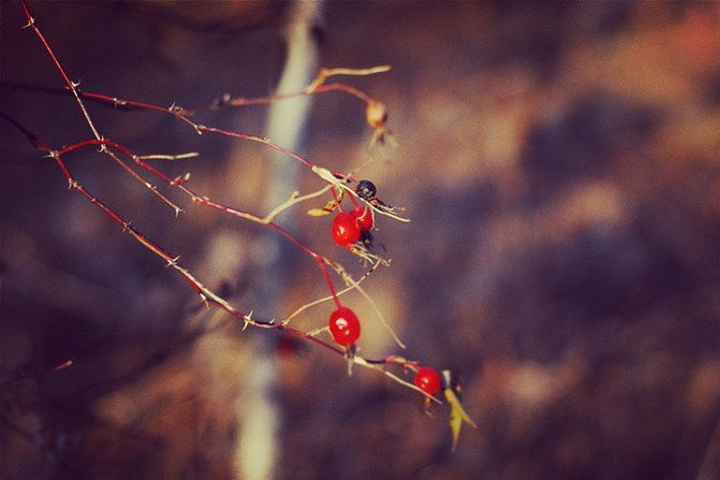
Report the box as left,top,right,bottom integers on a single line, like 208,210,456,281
2,2,720,479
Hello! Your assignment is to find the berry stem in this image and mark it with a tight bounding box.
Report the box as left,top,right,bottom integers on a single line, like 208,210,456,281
267,223,343,309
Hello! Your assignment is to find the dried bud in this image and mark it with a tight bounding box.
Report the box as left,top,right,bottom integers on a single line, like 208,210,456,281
365,100,388,130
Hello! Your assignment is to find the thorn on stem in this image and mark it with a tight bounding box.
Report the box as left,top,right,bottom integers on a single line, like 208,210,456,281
171,172,191,186
243,310,255,330
198,293,209,308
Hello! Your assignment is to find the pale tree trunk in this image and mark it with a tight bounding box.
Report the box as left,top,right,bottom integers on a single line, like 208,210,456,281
232,3,323,480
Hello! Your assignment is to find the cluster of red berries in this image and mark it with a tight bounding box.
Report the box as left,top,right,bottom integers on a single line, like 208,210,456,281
327,179,443,397
331,180,377,248
331,207,373,248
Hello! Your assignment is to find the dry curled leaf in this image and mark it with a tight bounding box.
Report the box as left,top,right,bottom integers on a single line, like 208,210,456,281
307,195,343,217
307,208,331,217
444,383,477,453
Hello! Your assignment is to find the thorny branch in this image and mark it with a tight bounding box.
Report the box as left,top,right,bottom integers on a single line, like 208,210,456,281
11,0,443,405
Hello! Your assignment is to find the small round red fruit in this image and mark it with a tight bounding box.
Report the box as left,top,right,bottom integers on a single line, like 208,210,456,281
414,367,442,395
329,306,361,347
350,206,374,232
332,212,361,247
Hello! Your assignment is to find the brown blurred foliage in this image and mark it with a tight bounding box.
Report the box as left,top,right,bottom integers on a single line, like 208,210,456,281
2,2,720,479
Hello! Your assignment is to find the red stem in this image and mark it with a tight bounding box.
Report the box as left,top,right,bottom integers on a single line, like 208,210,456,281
57,138,343,308
267,223,342,308
198,126,315,170
20,0,100,140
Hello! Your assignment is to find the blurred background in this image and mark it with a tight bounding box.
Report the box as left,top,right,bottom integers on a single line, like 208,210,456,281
2,2,720,479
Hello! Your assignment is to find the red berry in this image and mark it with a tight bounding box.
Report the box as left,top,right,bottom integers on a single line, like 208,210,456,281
351,206,374,232
332,212,361,247
329,306,361,347
414,367,442,395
